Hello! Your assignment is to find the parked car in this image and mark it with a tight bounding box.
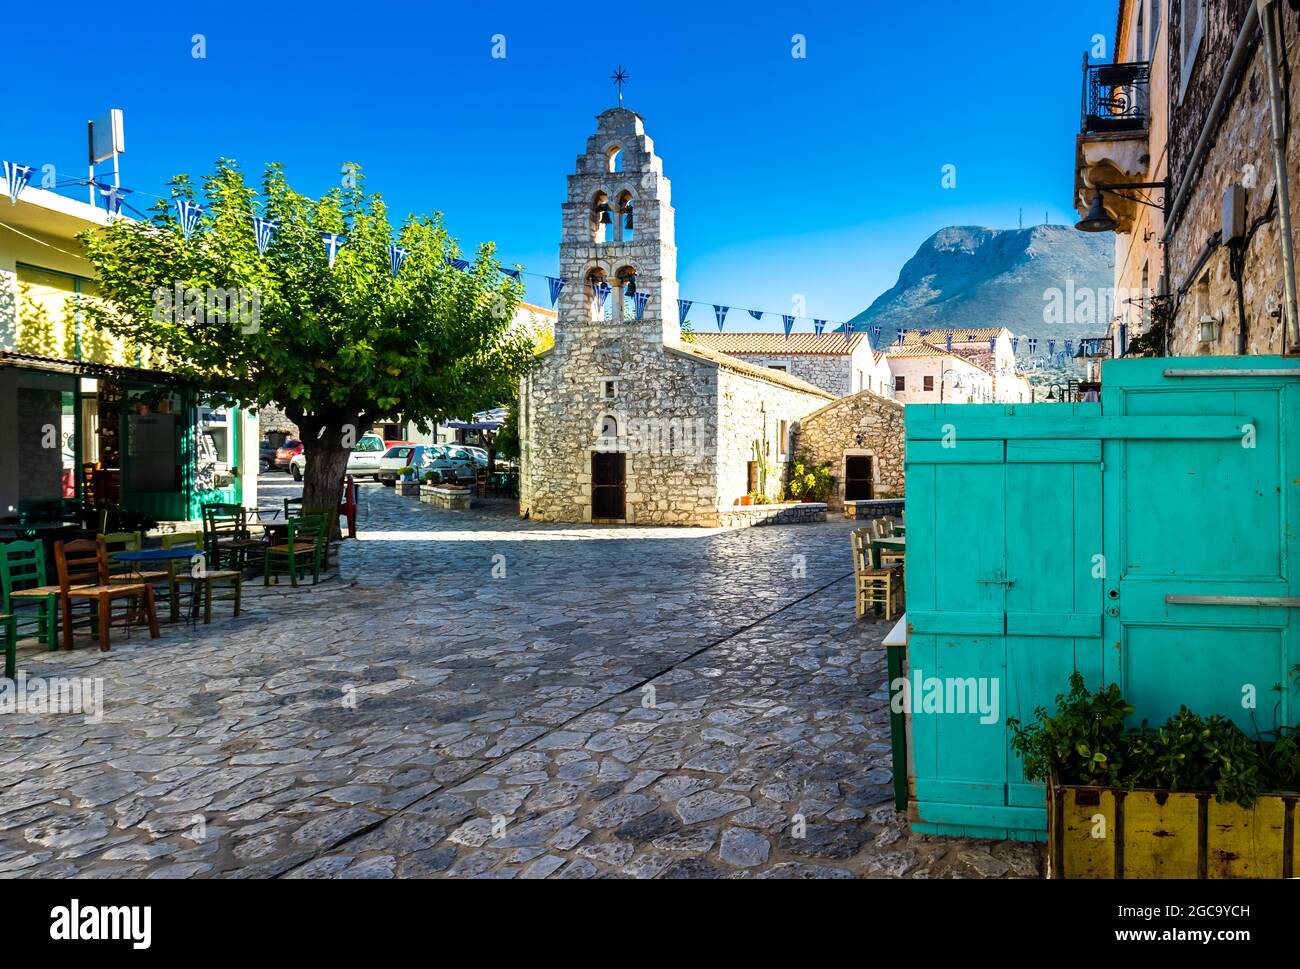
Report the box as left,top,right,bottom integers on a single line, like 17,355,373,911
258,440,278,473
376,444,432,485
288,434,416,481
274,439,304,470
427,444,480,484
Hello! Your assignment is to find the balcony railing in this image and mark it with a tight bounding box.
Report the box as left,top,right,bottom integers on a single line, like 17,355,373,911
1080,58,1150,134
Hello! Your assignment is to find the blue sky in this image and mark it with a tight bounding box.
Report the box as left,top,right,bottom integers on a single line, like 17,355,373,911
4,0,1114,326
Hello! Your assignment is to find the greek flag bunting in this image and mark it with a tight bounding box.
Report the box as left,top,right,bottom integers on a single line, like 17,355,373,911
253,218,278,256
989,337,997,352
3,161,35,204
1048,339,1057,356
388,244,408,277
500,267,521,280
175,199,203,239
1011,336,1020,354
594,281,611,310
634,291,650,320
712,305,728,332
445,257,469,272
547,276,565,306
748,309,763,321
677,299,692,323
946,333,954,353
814,319,826,335
320,232,346,268
1028,337,1038,354
844,319,854,343
871,324,881,341
98,185,130,220
782,314,795,337
1065,339,1074,357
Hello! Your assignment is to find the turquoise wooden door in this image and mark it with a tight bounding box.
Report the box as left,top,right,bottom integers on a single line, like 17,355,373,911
1102,357,1300,733
900,358,1300,842
904,408,1103,840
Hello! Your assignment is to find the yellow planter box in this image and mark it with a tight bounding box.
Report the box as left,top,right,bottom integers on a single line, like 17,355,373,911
1048,779,1298,879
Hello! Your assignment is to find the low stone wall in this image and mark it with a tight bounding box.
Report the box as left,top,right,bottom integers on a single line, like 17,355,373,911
844,498,905,521
717,502,827,528
420,486,472,511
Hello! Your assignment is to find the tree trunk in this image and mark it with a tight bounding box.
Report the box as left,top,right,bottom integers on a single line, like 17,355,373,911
291,410,359,541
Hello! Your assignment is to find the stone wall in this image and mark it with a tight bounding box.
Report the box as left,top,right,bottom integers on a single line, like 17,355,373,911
717,353,851,397
714,363,833,508
1166,0,1298,355
520,342,721,525
717,502,827,528
790,389,906,511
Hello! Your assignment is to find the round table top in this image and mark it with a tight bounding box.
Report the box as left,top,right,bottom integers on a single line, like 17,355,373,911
111,546,200,563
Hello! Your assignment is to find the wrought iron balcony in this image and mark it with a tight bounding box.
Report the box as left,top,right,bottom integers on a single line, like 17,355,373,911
1080,59,1150,134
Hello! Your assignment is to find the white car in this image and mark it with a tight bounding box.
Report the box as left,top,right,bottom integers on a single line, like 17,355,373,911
289,434,410,481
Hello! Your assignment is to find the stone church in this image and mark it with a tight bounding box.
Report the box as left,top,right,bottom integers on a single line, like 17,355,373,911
518,107,842,526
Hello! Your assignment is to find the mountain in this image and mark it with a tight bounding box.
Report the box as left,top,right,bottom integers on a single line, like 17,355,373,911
848,225,1114,351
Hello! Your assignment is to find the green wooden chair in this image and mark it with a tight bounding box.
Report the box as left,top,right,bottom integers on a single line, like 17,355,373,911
2,612,16,680
201,503,264,572
0,540,61,650
263,514,328,587
163,531,242,622
283,496,303,520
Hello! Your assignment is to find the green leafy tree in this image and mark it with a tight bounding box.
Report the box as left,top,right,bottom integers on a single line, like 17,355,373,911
80,160,533,529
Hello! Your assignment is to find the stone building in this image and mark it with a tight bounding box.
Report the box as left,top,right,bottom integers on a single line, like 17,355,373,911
1077,0,1300,357
884,327,1032,403
792,389,905,512
691,331,892,397
517,107,839,525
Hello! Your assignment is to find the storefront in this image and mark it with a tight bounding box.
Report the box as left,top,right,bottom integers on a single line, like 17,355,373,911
0,352,253,523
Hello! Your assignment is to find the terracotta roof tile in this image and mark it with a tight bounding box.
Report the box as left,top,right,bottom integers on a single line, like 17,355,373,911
692,331,865,355
670,342,836,399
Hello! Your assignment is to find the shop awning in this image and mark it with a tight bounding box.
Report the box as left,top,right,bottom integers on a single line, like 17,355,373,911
0,351,190,386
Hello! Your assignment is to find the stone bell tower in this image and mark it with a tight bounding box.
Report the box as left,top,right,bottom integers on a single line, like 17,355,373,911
555,107,680,348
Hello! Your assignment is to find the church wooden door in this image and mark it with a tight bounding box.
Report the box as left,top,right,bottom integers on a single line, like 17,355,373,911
591,452,626,520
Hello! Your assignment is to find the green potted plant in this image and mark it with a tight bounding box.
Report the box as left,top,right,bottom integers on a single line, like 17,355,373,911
1008,671,1300,879
784,456,834,503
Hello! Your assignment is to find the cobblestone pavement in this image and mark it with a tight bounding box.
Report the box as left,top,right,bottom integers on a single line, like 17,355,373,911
0,482,1042,879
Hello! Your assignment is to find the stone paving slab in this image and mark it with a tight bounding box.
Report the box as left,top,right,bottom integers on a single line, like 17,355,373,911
0,484,1042,879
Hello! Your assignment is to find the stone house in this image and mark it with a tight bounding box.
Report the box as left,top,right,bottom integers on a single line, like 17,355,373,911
791,389,905,512
883,328,1031,403
1078,0,1300,357
517,107,838,526
690,331,893,398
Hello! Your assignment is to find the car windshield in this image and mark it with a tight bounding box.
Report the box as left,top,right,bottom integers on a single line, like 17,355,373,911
355,437,385,453
280,440,301,450
383,446,414,460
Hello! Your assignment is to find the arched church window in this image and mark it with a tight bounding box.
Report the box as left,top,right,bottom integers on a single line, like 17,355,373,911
606,145,622,173
586,268,612,322
599,414,619,441
615,266,637,322
591,191,611,244
615,190,635,243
